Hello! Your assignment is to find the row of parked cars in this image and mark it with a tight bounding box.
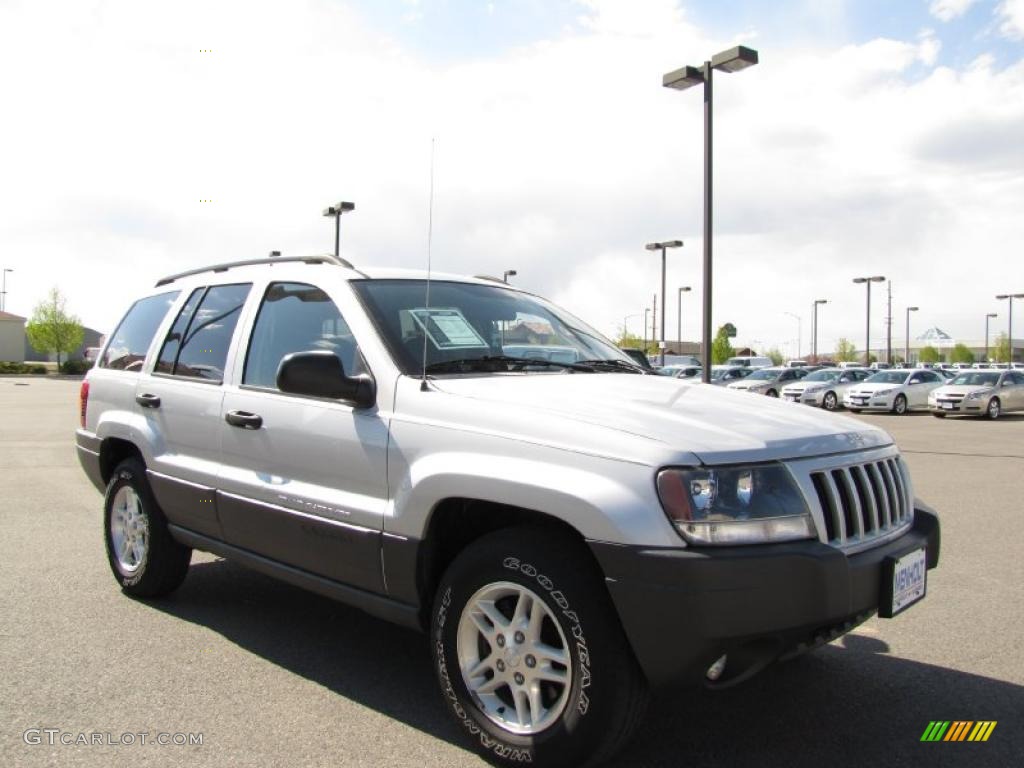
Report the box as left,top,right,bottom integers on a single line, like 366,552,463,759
646,355,1024,419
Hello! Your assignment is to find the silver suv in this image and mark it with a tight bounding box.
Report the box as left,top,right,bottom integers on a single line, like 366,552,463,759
76,255,940,768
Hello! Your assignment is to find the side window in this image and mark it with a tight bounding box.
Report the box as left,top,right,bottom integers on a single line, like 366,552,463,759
100,291,181,371
156,283,251,382
243,282,363,390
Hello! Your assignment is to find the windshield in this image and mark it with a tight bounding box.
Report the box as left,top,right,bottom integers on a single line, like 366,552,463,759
864,371,908,384
950,372,999,386
747,368,782,381
803,369,841,382
351,279,635,375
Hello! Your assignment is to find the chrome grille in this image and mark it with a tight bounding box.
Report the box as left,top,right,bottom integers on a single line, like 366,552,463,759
810,457,911,547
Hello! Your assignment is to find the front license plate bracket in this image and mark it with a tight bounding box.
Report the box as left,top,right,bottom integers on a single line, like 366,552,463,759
879,547,927,618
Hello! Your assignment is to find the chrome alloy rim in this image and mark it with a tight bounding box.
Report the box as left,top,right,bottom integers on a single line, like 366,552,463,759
989,399,1000,418
457,581,572,735
110,486,148,574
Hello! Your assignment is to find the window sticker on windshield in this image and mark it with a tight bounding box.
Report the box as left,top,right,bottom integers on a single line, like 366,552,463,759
409,308,489,350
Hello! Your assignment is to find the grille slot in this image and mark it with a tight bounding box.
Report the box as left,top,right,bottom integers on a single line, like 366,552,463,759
811,457,911,548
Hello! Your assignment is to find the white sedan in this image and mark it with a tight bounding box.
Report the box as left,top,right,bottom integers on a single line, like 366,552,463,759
929,369,1024,419
843,369,946,415
780,367,872,411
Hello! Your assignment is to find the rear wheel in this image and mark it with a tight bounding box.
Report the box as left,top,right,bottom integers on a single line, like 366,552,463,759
848,408,862,414
104,458,191,597
932,412,946,418
987,398,1001,420
822,391,838,411
892,394,908,415
431,527,648,768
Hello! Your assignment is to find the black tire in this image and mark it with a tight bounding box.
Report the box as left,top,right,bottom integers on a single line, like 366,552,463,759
931,412,946,418
848,408,862,414
822,391,838,411
987,398,1001,420
431,527,648,768
766,389,778,398
103,458,191,597
892,394,908,415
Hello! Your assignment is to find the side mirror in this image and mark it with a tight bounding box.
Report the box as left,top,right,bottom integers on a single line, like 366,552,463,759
276,350,375,408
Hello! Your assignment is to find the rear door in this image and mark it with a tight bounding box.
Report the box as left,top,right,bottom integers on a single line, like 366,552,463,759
216,281,389,594
136,283,252,538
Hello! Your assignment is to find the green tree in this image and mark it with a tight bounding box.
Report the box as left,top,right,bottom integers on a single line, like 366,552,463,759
765,347,784,365
992,333,1010,363
711,325,735,364
834,338,857,362
950,343,975,365
918,345,941,364
26,288,84,367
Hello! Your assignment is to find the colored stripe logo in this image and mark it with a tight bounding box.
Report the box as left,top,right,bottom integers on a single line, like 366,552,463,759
921,721,997,742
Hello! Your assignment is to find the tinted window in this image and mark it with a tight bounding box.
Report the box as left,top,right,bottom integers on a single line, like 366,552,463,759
244,282,363,390
100,291,180,371
155,288,205,374
159,283,250,381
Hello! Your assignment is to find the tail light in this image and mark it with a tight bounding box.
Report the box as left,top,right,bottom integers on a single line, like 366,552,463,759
79,380,90,428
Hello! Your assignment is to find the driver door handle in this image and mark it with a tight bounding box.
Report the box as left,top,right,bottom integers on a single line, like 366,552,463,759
224,410,263,430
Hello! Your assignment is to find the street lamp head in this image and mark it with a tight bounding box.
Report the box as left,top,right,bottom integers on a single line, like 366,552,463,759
646,240,683,250
987,313,998,318
870,276,886,282
908,306,919,312
679,286,692,293
710,45,759,73
814,298,827,305
662,65,706,90
322,201,355,217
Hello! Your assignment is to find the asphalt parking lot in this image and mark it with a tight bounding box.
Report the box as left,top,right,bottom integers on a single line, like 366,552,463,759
1,378,1021,767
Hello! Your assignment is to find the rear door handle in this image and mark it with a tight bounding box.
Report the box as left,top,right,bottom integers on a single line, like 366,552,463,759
225,410,263,430
136,393,161,408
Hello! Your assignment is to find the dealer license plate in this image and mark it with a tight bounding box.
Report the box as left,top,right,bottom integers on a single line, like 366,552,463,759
941,402,953,410
881,548,927,617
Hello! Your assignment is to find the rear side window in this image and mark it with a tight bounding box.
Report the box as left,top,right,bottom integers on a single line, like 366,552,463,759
101,291,180,371
156,283,251,382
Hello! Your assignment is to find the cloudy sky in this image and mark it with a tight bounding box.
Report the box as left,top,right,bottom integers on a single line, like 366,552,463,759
1,0,1022,357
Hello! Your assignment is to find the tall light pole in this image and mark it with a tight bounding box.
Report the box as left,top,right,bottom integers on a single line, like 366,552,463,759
783,311,801,359
663,46,759,383
905,306,919,365
502,269,517,284
0,268,11,312
995,293,1024,363
643,308,650,351
677,286,692,352
853,276,885,365
645,240,683,366
812,299,827,363
985,312,998,363
322,201,355,258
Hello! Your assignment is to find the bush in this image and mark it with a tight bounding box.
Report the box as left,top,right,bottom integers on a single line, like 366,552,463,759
60,359,92,375
0,361,49,375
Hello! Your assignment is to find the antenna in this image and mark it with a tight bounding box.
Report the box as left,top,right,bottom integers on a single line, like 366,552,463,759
420,138,436,392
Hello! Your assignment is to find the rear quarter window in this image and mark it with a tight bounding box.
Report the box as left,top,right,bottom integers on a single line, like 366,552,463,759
100,291,181,371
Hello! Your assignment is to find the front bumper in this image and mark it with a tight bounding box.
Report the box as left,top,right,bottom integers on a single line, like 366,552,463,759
588,506,940,689
76,429,105,493
844,394,893,411
928,398,983,414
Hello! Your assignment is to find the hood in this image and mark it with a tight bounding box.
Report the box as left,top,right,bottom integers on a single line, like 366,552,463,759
423,373,891,465
849,381,905,393
727,378,772,390
934,384,992,396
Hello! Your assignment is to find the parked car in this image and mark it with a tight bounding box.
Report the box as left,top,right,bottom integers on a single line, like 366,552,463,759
75,255,940,767
658,364,702,380
659,354,702,368
928,369,1024,419
725,355,773,368
727,366,808,397
780,367,871,411
784,360,809,368
869,362,892,370
708,364,755,386
83,346,103,363
843,369,946,414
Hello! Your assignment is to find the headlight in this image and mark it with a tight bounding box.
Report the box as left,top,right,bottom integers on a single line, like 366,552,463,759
965,389,989,400
873,388,895,396
656,464,815,545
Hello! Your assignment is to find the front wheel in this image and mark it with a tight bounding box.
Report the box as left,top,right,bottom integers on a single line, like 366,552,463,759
822,391,838,411
766,389,778,398
987,398,1001,420
431,527,648,768
932,411,946,418
892,394,908,415
104,458,191,597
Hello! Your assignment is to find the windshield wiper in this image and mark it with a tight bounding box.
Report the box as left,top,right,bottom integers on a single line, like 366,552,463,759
424,355,596,374
575,358,646,374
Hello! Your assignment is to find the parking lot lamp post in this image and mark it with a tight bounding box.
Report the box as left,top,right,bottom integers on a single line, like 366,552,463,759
905,306,918,366
663,46,758,383
677,286,692,352
783,311,801,359
812,299,827,363
646,241,683,366
322,201,355,258
985,313,998,362
502,269,517,284
995,294,1024,363
643,308,650,351
853,276,885,365
0,268,11,312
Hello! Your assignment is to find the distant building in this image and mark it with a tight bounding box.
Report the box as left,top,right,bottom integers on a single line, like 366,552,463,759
0,311,27,362
863,325,1021,364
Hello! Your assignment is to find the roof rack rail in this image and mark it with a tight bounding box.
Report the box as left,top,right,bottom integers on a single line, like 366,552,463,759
154,254,356,287
473,274,508,284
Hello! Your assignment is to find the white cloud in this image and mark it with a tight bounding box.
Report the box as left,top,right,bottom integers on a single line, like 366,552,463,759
997,0,1024,39
929,0,979,23
1,0,1022,360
